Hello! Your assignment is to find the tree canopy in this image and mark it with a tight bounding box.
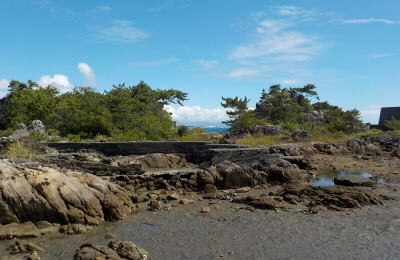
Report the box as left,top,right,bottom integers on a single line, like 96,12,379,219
221,84,363,134
0,80,187,141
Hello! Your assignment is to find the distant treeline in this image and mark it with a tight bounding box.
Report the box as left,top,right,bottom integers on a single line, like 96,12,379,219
0,80,187,141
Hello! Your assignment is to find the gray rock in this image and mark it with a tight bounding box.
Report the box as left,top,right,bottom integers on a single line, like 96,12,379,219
9,123,30,139
27,120,46,135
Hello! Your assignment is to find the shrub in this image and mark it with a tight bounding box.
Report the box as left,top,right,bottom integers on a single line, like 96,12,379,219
5,140,38,159
67,134,83,142
29,130,46,141
177,125,189,136
384,117,400,131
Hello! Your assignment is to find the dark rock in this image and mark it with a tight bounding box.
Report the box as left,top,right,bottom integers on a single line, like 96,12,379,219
291,130,309,140
45,152,145,176
60,224,92,235
334,176,377,187
234,196,286,210
204,184,217,194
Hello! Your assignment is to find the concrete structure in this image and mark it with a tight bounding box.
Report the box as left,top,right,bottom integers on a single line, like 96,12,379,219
378,107,400,125
44,141,245,156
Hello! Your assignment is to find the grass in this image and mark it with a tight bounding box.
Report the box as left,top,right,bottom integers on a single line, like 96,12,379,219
236,134,284,147
177,133,222,142
5,140,38,160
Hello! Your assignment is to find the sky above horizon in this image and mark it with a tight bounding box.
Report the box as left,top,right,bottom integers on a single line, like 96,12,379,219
0,0,399,125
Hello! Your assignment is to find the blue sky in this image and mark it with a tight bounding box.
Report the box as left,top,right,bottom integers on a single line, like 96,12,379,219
0,0,399,125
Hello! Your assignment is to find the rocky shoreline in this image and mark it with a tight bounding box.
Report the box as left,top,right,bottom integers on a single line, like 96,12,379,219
0,134,399,259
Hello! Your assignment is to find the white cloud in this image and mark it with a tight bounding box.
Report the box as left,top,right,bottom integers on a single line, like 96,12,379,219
343,19,399,24
230,29,321,63
281,79,299,85
165,105,229,122
359,105,385,124
0,79,10,98
130,58,179,67
256,20,291,33
0,79,9,90
226,7,327,80
94,6,112,12
372,53,396,59
227,68,262,79
94,20,148,43
78,62,96,86
196,60,219,69
38,74,74,93
275,6,316,20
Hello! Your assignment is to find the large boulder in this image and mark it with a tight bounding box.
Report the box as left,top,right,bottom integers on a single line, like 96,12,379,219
0,159,134,226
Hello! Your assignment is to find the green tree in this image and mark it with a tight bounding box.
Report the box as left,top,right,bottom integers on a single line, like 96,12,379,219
52,87,112,138
221,96,250,127
1,80,59,128
384,117,400,131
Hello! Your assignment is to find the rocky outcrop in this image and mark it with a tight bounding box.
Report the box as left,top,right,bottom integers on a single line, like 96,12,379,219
274,183,382,211
9,120,47,140
46,152,145,176
75,240,151,260
304,110,326,123
124,153,192,169
0,159,134,226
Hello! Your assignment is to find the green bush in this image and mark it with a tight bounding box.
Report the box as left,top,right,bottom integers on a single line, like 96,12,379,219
177,125,189,137
5,140,38,159
29,130,46,141
384,117,400,131
67,134,83,142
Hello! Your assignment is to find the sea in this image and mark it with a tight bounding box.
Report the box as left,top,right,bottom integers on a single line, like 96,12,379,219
202,127,229,133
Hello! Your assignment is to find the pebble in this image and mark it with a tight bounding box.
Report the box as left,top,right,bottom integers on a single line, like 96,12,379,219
201,206,211,213
235,187,251,193
180,199,195,205
105,233,117,239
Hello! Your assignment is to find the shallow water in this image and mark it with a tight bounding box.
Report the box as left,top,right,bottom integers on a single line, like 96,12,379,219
309,170,375,186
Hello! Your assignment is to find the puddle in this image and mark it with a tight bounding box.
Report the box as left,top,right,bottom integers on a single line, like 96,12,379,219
308,170,376,186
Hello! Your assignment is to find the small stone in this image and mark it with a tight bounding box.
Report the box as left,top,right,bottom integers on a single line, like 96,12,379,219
149,200,161,210
147,193,159,200
204,184,217,194
180,199,195,205
26,242,45,253
166,191,179,200
201,206,211,213
235,187,251,193
105,233,117,239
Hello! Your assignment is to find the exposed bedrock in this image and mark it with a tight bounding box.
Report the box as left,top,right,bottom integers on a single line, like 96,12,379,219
111,149,307,192
0,159,134,227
